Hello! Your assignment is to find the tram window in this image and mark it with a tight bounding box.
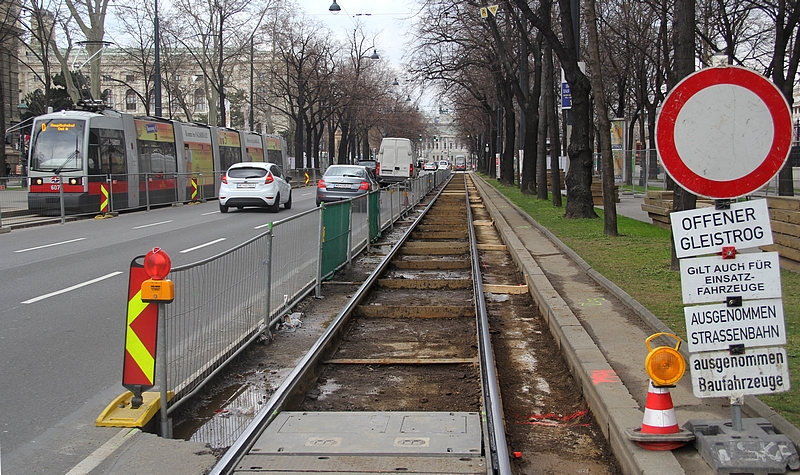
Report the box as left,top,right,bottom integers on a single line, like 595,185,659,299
138,141,177,175
266,149,282,164
91,129,127,175
219,146,240,171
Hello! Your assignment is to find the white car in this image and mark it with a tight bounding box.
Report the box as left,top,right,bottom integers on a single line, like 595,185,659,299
219,162,292,213
438,160,450,170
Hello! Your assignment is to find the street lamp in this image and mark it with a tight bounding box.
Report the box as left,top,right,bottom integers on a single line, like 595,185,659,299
329,0,341,14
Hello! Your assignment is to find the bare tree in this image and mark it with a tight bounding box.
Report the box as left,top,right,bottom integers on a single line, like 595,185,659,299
512,0,597,218
63,0,111,100
168,0,268,126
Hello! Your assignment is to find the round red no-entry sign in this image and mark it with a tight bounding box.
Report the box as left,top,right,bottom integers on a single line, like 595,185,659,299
655,66,792,199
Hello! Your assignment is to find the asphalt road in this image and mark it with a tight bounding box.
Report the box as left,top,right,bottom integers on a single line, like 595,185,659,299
0,186,319,475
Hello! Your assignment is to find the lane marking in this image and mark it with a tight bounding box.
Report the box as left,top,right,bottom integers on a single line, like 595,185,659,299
201,210,220,216
180,238,226,253
254,223,271,229
133,220,173,229
14,238,86,253
21,272,124,304
65,428,140,475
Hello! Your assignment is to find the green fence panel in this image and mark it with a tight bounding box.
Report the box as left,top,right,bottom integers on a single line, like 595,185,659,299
320,201,351,278
369,192,380,241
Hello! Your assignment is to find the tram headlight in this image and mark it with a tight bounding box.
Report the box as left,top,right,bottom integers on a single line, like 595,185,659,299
68,177,82,186
33,178,43,185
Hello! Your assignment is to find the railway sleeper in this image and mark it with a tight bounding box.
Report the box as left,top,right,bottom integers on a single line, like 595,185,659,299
354,305,474,318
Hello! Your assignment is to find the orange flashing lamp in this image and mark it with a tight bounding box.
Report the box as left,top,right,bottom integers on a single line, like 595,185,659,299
644,333,686,387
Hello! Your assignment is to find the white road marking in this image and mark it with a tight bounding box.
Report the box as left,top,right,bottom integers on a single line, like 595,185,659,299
21,271,124,304
64,428,140,475
14,238,86,253
180,238,226,253
133,220,173,229
254,222,271,229
202,210,220,216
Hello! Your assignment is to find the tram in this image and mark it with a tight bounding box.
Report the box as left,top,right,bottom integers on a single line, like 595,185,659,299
26,107,287,214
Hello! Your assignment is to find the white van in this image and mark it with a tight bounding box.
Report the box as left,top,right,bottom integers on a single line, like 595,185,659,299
377,138,418,184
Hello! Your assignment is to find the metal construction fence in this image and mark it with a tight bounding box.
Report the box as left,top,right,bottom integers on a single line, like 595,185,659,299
0,169,440,230
0,172,215,228
594,149,800,195
161,170,448,416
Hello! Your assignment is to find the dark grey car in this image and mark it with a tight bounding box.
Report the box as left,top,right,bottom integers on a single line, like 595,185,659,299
316,165,380,206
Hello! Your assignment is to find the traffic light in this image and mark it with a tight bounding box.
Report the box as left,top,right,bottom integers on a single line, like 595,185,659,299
433,136,438,142
419,134,423,141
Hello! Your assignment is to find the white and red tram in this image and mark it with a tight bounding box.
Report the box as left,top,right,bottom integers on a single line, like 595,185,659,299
26,108,287,214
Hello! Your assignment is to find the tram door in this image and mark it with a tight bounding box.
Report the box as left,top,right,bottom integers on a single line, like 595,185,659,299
89,113,137,211
174,122,214,201
212,127,244,197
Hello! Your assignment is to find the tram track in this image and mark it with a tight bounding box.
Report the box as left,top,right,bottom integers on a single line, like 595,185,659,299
208,174,511,474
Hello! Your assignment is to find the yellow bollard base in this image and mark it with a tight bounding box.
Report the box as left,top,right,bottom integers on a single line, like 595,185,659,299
96,390,174,428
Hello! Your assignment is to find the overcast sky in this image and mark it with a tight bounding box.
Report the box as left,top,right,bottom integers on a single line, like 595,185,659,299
298,0,420,71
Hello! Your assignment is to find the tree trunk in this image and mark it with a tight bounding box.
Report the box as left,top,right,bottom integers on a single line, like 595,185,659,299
670,0,697,270
501,93,516,186
562,73,593,216
585,0,617,235
521,49,541,196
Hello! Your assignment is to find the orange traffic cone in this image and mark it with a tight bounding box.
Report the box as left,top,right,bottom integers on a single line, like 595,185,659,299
626,380,694,450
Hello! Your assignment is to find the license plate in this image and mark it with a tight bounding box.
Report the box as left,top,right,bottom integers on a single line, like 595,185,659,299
237,183,256,189
334,183,352,189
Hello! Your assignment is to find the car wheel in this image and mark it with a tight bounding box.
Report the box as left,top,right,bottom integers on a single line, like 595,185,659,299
284,189,292,209
315,199,321,207
219,203,228,213
268,194,280,213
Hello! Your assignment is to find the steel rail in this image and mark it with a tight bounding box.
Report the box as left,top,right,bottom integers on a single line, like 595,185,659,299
466,174,512,474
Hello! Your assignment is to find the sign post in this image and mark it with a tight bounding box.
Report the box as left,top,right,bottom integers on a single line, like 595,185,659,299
657,65,797,473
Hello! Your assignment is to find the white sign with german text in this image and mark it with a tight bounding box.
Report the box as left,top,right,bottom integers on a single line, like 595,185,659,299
684,298,785,353
679,252,782,304
690,346,790,398
670,200,773,258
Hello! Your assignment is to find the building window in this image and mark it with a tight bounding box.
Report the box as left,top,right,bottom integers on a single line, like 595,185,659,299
194,89,206,112
103,89,114,109
126,74,136,83
126,89,137,111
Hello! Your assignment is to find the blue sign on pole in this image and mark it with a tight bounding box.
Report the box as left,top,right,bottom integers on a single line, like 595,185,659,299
561,81,572,109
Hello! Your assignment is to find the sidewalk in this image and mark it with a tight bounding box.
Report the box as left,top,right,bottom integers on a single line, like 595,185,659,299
601,190,652,223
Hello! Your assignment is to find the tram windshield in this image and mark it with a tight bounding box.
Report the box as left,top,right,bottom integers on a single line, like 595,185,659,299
30,119,85,173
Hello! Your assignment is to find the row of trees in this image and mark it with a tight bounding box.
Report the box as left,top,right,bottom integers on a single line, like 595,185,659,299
406,0,800,241
2,0,427,173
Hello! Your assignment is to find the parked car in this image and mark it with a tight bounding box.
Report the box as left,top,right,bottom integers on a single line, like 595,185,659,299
357,159,381,182
316,165,380,206
438,160,451,170
219,162,292,213
423,161,437,171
